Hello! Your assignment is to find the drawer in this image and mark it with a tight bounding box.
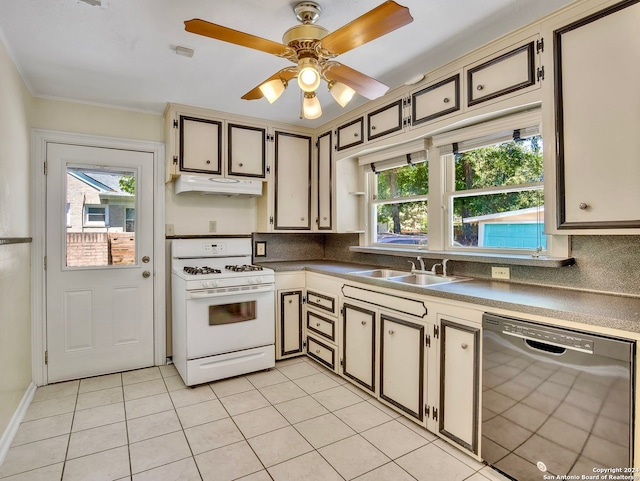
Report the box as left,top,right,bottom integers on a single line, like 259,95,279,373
307,335,335,370
306,289,336,314
411,74,460,126
467,41,536,107
336,116,364,151
306,310,335,342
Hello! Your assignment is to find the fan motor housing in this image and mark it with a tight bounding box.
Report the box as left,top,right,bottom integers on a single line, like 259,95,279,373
282,24,328,46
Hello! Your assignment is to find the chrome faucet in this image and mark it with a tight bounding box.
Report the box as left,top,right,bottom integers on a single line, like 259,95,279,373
417,256,425,271
430,259,450,276
408,260,416,272
431,263,442,274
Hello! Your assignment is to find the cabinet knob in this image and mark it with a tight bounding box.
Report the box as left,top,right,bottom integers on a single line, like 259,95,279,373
323,217,327,220
354,132,359,137
316,349,321,354
476,84,484,91
361,320,367,326
388,330,394,335
443,97,449,103
316,299,321,303
316,322,321,327
206,160,211,164
579,203,588,210
461,343,468,350
238,162,243,167
288,299,293,304
300,217,305,221
371,125,377,131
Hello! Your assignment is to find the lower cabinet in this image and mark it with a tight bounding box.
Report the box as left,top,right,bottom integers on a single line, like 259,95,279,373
275,272,306,360
437,316,480,454
342,302,377,392
379,314,425,421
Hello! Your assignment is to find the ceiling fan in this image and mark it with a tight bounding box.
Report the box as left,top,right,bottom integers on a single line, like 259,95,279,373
184,1,413,119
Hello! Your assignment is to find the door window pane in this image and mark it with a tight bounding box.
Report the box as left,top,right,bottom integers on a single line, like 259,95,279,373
66,166,136,267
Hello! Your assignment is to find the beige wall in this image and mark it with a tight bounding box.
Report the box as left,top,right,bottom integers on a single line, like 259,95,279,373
0,39,34,443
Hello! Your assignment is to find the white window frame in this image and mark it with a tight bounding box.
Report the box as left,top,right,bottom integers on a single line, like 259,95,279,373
83,204,109,227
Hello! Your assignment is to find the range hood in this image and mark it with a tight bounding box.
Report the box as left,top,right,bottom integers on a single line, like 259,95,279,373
174,175,263,196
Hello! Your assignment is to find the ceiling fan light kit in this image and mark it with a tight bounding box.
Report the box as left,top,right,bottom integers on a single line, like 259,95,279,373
184,1,413,120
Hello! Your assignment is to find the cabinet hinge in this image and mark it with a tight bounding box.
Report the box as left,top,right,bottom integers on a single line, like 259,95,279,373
173,119,178,129
44,256,47,270
44,350,48,365
536,38,544,54
425,404,429,417
425,334,430,348
266,165,271,174
173,156,178,165
302,294,307,304
303,340,307,348
340,306,344,316
433,407,438,421
43,161,48,175
340,358,343,366
266,134,275,142
537,66,545,82
434,325,439,339
403,116,412,127
269,216,274,225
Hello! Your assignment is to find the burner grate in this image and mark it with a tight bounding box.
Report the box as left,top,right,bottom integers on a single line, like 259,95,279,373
183,266,222,275
225,264,264,272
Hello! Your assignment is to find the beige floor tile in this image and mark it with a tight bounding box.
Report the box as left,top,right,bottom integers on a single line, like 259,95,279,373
169,384,216,408
132,456,200,481
334,401,392,432
163,375,187,392
236,470,272,481
219,389,270,416
232,406,289,438
210,376,255,398
0,462,63,481
319,435,389,480
195,441,263,481
23,394,76,422
396,416,437,441
246,369,289,388
274,357,307,367
67,421,128,459
0,435,68,478
11,413,72,447
396,443,475,481
248,425,314,467
277,361,320,380
159,364,179,378
294,413,356,448
76,387,123,411
292,373,340,394
71,402,125,432
123,379,167,401
274,395,329,424
184,417,244,455
129,431,192,474
361,420,429,459
343,381,374,400
78,373,122,394
127,410,182,443
31,380,79,403
122,367,162,385
268,451,343,481
176,399,228,428
259,380,307,404
312,385,364,411
352,462,416,481
366,398,403,419
432,438,484,470
125,392,174,419
62,445,130,481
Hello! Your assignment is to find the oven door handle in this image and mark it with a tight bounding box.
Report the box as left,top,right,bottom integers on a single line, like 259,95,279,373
187,284,274,299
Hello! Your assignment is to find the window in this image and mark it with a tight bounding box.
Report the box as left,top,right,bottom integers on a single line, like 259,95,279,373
125,208,135,232
84,205,108,226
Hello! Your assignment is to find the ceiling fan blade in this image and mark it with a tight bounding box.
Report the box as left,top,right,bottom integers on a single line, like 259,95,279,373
319,1,413,56
241,69,298,100
185,19,289,56
324,63,389,100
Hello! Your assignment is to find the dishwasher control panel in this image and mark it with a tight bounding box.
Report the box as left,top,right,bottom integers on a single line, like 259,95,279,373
502,322,593,353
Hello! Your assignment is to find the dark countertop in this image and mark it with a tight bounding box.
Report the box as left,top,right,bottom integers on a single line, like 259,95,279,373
261,260,640,335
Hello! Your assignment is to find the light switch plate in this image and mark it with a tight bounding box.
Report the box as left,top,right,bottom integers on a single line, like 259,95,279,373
165,224,175,236
491,266,510,279
255,241,266,257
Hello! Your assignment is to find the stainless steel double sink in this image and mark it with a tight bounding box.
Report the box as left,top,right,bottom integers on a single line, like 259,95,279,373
348,269,469,287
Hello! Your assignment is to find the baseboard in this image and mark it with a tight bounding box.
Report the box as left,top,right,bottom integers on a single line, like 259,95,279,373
0,382,37,465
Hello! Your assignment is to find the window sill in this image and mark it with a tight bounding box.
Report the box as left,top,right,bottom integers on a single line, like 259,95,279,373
349,245,574,268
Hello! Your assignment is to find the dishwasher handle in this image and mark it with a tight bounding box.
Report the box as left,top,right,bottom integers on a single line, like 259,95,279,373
525,339,566,355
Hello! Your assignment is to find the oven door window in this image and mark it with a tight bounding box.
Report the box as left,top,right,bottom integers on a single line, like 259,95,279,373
209,300,256,325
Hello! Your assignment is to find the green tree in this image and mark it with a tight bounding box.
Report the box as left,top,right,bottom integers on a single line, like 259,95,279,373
119,175,135,194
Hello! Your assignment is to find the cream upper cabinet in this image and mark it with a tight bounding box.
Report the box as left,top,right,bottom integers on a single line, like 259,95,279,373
227,123,266,178
273,130,312,230
335,115,365,152
315,130,333,231
178,115,223,176
543,0,640,230
465,36,540,109
367,98,405,142
411,73,461,127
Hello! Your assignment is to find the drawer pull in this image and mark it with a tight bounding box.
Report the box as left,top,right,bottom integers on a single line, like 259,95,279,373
288,300,292,304
443,97,449,103
354,132,359,137
579,203,588,210
206,160,211,164
371,125,377,130
316,322,321,327
300,217,305,221
476,84,484,91
361,320,367,326
388,330,394,335
461,343,468,350
238,162,243,167
316,349,321,354
316,298,321,303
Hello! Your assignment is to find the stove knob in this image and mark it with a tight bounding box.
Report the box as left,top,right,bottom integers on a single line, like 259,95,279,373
255,276,263,284
203,280,212,288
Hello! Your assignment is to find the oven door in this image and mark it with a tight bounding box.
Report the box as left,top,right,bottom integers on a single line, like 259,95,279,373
185,284,275,359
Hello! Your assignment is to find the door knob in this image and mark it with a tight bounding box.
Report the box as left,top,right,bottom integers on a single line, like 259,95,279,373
142,256,150,263
142,271,151,278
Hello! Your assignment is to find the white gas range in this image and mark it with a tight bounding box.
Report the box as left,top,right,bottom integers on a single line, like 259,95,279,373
171,237,275,386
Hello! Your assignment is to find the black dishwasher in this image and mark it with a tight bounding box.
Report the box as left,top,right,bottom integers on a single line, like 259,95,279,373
482,313,634,481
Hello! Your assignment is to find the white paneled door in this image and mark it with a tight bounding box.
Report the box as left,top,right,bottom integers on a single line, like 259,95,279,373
46,143,155,382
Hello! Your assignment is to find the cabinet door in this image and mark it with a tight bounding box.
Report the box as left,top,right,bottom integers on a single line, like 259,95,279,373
411,74,460,126
466,41,536,107
180,116,222,175
316,130,333,230
379,314,424,421
554,1,640,228
274,131,312,230
336,117,364,151
342,302,376,392
227,123,266,178
278,290,304,358
367,99,404,141
439,318,479,453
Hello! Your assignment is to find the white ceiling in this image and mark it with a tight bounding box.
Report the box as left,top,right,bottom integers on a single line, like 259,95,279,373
0,0,575,127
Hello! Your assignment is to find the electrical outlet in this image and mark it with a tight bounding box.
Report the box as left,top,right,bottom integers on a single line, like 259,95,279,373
255,241,266,257
165,224,175,236
491,266,510,279
209,221,217,233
